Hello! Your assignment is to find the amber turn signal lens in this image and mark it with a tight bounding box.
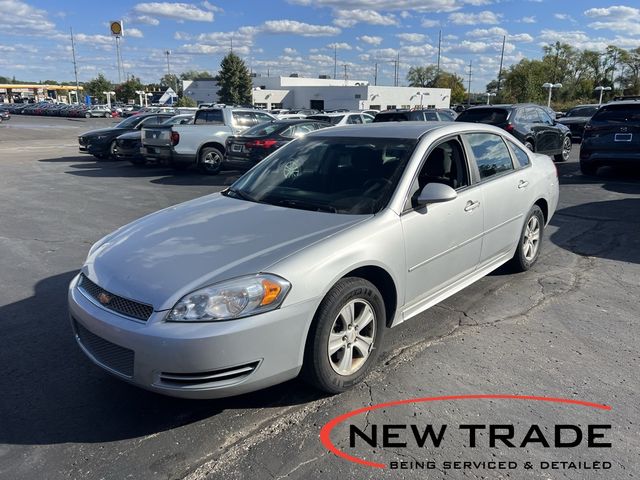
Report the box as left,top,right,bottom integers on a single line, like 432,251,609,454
260,279,282,306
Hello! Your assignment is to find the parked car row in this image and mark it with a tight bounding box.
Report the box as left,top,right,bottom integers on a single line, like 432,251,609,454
2,102,93,117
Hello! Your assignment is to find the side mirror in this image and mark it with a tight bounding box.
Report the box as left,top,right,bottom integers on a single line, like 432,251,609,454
416,182,457,206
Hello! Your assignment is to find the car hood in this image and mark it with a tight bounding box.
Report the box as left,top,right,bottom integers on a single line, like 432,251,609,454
80,127,124,137
117,131,141,140
84,194,369,311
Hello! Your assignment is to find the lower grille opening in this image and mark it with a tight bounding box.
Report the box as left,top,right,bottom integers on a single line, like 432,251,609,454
159,361,260,387
74,319,134,378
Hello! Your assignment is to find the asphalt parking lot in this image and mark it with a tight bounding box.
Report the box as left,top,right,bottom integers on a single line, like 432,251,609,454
0,115,638,480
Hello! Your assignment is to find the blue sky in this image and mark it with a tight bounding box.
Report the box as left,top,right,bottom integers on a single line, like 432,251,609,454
1,0,639,91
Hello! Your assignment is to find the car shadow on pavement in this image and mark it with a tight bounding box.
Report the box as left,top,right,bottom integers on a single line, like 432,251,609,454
0,271,324,446
550,198,640,265
557,161,640,192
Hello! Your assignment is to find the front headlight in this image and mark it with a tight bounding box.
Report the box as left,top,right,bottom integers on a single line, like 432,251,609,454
167,274,291,322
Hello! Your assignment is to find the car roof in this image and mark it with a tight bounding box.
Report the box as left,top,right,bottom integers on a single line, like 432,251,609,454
307,121,510,139
603,100,640,106
269,118,330,124
310,112,350,117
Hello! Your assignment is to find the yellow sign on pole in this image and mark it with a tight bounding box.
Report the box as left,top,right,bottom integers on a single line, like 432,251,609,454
110,20,123,37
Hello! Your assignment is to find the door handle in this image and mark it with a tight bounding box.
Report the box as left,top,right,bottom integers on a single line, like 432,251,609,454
464,200,480,212
518,180,529,189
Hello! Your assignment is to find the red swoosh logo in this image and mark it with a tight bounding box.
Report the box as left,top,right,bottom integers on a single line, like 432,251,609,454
320,394,611,469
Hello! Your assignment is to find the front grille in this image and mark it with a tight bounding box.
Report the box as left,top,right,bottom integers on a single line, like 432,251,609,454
78,274,153,321
74,320,134,377
159,361,260,387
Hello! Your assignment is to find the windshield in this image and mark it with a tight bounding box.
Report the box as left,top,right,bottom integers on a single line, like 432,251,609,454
116,115,144,128
566,106,598,117
456,108,508,124
373,112,410,122
227,136,417,215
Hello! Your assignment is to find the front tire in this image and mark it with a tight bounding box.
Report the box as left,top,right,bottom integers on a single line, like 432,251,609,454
198,146,223,175
303,278,386,394
509,205,544,272
554,136,571,162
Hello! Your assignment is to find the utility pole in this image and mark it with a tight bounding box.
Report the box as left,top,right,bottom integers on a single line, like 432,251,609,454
333,45,337,79
396,52,400,86
342,64,348,85
467,60,472,106
497,35,505,96
70,27,80,104
374,62,378,86
436,30,442,78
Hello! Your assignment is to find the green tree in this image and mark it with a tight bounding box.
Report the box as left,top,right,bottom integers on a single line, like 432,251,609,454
217,52,252,105
175,96,197,107
180,70,215,80
115,77,144,103
406,66,438,87
433,72,466,104
83,74,113,103
160,73,180,94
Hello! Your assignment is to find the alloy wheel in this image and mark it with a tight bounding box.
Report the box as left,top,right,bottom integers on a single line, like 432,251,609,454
523,215,541,261
327,299,376,376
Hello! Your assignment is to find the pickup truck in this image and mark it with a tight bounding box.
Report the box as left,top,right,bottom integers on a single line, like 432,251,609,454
140,107,276,174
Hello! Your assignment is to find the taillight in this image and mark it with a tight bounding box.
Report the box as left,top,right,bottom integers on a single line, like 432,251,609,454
171,131,180,146
246,139,278,149
505,123,515,133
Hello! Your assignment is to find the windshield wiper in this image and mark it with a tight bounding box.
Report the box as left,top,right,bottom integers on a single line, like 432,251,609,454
223,187,260,203
273,199,337,213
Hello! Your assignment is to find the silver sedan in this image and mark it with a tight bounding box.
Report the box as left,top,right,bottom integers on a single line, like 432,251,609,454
69,122,559,398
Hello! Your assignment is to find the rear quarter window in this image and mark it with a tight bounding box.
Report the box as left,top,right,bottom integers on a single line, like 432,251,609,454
195,110,224,125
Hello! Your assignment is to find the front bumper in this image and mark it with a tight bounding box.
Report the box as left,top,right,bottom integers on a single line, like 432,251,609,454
78,139,109,155
68,274,315,399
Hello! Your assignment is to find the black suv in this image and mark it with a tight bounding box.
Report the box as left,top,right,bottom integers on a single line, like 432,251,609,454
373,109,456,122
580,101,640,176
456,104,572,161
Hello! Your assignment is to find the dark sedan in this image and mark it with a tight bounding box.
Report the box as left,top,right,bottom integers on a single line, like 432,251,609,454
116,114,194,164
455,104,572,162
78,113,175,160
224,119,330,169
557,104,599,141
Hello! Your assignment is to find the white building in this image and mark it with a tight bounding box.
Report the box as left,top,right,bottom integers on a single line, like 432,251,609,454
183,76,451,111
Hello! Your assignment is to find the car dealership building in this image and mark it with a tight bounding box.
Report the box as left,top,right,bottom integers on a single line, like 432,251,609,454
183,76,452,111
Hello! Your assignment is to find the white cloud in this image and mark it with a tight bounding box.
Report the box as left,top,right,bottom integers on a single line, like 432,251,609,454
553,13,575,22
358,35,383,45
400,11,412,19
421,18,440,28
333,9,398,27
520,16,536,24
288,0,494,13
0,44,16,52
262,20,340,36
129,14,160,25
283,47,297,55
202,1,223,12
174,31,191,40
180,43,250,55
466,27,507,38
449,10,501,25
510,33,533,42
127,28,144,38
400,44,437,57
0,0,56,36
133,2,214,22
584,5,640,35
327,42,352,50
538,29,640,51
74,33,114,45
396,33,427,43
308,54,334,65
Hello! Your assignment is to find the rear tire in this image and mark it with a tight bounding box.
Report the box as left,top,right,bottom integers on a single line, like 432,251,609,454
580,161,598,176
85,113,91,118
509,205,544,273
302,277,386,394
198,146,223,175
554,136,571,162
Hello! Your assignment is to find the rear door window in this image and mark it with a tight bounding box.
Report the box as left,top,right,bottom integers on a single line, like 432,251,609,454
347,114,363,124
465,133,515,180
233,111,258,128
254,111,274,124
457,108,508,125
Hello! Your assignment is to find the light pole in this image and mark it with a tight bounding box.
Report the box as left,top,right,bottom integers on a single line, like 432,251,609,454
485,92,497,105
145,92,152,107
103,91,116,109
594,86,612,105
542,82,562,108
416,91,424,108
135,90,145,106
